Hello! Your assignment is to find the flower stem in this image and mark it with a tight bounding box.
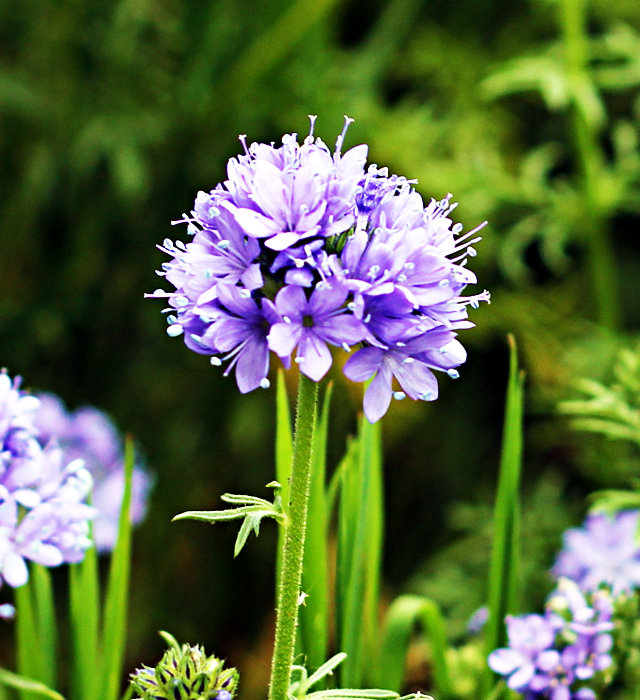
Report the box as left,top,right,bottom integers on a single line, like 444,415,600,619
268,373,319,700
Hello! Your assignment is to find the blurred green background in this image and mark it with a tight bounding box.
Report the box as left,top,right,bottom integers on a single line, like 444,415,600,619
1,0,640,694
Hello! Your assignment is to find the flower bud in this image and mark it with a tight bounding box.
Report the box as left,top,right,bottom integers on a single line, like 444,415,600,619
130,633,239,700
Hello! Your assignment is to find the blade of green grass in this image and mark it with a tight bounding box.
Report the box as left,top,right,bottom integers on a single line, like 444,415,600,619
377,595,451,697
298,382,332,673
30,565,57,690
99,435,134,700
275,369,293,592
0,670,65,700
337,415,384,687
69,539,100,700
15,576,43,700
482,335,524,694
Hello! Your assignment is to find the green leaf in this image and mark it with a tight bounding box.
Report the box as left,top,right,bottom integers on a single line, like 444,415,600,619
483,335,524,694
15,575,46,700
69,541,100,700
174,485,285,557
298,382,332,672
305,690,398,700
377,595,451,697
337,416,383,687
30,565,57,690
276,370,293,591
305,653,347,691
99,435,135,700
0,670,66,700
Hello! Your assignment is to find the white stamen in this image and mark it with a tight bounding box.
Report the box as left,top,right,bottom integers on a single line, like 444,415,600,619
260,378,271,389
167,324,184,337
447,369,460,379
393,391,406,401
210,357,222,366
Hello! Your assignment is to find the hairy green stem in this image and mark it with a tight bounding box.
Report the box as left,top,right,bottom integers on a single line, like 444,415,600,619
268,373,319,700
559,0,620,330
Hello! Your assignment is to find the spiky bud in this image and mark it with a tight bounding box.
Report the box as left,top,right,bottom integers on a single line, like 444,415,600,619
130,632,239,700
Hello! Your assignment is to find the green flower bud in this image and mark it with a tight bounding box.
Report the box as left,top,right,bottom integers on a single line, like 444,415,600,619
131,632,239,700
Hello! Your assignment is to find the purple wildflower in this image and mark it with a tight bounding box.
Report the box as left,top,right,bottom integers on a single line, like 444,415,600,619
489,579,614,700
33,393,152,553
553,510,640,595
0,371,96,587
150,118,488,421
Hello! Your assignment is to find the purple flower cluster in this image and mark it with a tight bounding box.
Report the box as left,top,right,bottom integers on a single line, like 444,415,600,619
553,510,640,596
33,394,152,553
0,371,95,588
488,579,614,700
149,117,488,422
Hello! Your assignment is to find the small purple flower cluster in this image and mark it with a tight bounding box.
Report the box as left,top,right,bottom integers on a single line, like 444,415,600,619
553,510,640,596
489,579,614,700
34,394,152,553
149,117,488,422
0,371,95,588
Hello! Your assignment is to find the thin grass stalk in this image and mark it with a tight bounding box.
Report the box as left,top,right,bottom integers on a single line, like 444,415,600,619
268,373,319,700
482,335,524,695
30,565,57,690
338,415,383,687
99,435,135,700
298,382,332,672
275,370,293,595
69,542,100,700
15,580,42,700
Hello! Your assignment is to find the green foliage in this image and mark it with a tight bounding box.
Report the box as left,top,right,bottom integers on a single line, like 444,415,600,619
173,482,286,557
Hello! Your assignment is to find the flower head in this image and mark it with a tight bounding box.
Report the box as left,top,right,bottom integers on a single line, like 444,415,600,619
130,632,239,700
150,118,488,421
553,510,640,595
33,393,152,552
0,370,95,588
489,580,614,700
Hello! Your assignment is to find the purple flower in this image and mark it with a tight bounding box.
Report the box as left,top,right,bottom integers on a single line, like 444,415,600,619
489,614,556,690
268,283,367,382
553,510,640,595
33,393,152,553
150,118,488,421
0,371,96,587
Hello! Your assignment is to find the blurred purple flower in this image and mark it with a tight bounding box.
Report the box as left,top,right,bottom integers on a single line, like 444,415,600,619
0,371,95,588
489,579,614,700
34,393,152,553
553,510,640,595
150,118,488,421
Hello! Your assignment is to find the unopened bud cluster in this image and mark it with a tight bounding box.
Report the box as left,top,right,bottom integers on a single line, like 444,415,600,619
130,635,239,700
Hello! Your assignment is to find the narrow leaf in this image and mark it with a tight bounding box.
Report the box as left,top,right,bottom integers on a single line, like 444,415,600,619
100,435,134,700
483,335,524,692
0,670,66,700
377,595,451,697
275,369,293,591
299,383,332,672
69,542,100,700
15,577,44,700
31,565,57,689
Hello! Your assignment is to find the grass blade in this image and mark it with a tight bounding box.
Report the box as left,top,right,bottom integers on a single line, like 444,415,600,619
30,565,57,689
482,335,525,693
337,416,383,687
15,577,44,699
0,670,65,700
298,382,332,672
69,542,100,700
275,369,293,591
99,435,134,700
377,595,451,697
